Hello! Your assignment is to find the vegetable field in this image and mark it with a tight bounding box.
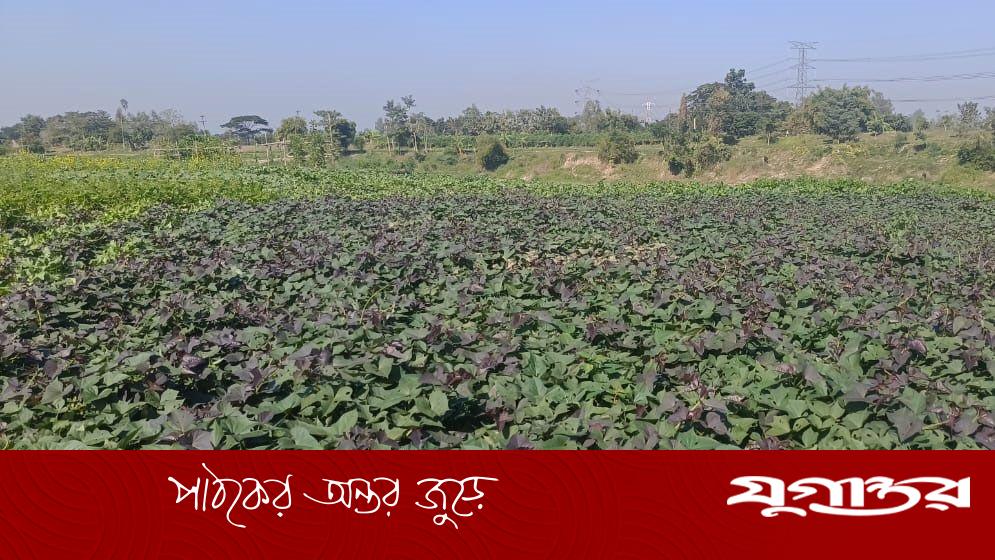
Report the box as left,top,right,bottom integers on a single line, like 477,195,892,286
1,156,994,449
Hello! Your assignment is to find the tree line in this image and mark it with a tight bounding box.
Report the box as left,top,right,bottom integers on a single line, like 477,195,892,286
0,100,200,154
4,69,995,159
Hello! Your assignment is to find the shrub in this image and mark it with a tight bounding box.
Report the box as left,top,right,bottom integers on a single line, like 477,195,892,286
22,137,45,154
305,133,327,166
438,150,459,166
171,135,236,160
288,134,307,163
667,157,684,176
68,135,107,152
597,132,638,165
398,158,417,174
476,136,509,170
868,117,885,135
893,132,908,152
957,140,995,171
691,136,732,169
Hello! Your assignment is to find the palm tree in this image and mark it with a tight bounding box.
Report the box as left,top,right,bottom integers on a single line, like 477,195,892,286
118,98,129,150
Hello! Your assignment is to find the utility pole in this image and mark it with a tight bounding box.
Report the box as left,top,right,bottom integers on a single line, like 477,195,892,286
789,41,817,104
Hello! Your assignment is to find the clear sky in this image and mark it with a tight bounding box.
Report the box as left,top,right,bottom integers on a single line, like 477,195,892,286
3,0,995,130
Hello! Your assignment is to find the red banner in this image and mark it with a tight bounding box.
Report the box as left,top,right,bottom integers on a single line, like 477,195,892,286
0,452,988,558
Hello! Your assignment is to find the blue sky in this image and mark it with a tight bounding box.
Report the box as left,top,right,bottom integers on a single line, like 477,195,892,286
3,0,995,130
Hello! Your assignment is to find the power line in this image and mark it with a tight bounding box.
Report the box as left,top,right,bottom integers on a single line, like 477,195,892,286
749,64,797,82
755,77,794,90
601,61,795,98
814,46,995,63
747,57,794,73
890,94,995,103
599,86,689,97
815,71,995,83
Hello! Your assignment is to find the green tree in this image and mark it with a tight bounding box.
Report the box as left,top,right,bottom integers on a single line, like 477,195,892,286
984,107,995,141
276,116,309,140
41,111,114,150
957,101,981,133
578,100,605,133
597,131,638,165
685,69,792,140
5,114,47,153
122,112,157,149
378,96,415,152
313,109,356,153
221,115,272,144
602,109,641,132
792,86,877,143
149,109,199,144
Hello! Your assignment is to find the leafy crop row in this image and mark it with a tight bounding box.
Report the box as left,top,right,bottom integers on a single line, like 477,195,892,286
1,156,994,449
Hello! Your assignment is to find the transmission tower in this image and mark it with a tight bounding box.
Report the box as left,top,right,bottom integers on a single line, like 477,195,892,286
789,41,818,104
641,100,656,123
199,115,208,134
574,83,602,114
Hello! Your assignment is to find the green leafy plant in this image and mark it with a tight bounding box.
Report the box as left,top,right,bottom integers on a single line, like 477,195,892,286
2,156,994,450
597,131,638,165
476,136,509,171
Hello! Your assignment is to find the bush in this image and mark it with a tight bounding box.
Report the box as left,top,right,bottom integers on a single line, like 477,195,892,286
170,135,236,160
21,137,45,154
476,136,509,171
893,132,909,152
957,140,995,171
868,117,885,136
438,149,459,165
288,134,307,163
67,135,107,152
691,136,732,169
305,133,327,166
597,132,638,165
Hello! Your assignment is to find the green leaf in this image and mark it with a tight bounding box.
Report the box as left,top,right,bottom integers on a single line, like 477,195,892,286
428,390,449,416
766,415,792,437
102,371,130,386
898,388,927,416
40,379,65,405
290,426,321,449
329,409,359,438
377,356,393,377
